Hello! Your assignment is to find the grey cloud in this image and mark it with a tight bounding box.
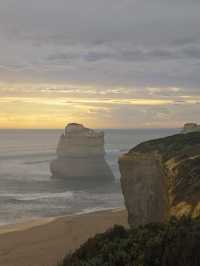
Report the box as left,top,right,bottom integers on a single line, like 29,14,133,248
182,46,200,59
46,53,79,62
84,51,114,62
1,0,200,46
0,0,200,97
45,45,197,65
170,37,199,47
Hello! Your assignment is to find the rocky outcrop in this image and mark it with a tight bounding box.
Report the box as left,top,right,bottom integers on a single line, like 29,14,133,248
50,123,114,180
181,123,200,134
119,132,200,227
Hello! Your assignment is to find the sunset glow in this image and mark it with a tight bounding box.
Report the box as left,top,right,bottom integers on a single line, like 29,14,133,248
0,83,199,129
0,1,199,128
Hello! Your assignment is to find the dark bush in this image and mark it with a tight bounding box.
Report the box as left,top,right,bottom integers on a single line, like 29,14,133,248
59,217,200,266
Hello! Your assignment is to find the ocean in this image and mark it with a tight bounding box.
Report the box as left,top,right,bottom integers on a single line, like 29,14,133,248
0,128,179,225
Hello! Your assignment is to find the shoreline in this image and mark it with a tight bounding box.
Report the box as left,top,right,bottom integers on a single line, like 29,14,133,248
0,207,125,235
0,208,128,266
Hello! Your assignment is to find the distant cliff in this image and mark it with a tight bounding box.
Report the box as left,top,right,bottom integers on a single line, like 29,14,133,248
181,123,200,134
119,132,200,227
50,123,114,179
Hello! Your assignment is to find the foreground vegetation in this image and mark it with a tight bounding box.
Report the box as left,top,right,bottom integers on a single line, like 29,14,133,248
59,216,200,266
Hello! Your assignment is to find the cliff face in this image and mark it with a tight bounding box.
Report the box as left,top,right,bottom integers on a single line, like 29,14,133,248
50,123,114,180
119,132,200,227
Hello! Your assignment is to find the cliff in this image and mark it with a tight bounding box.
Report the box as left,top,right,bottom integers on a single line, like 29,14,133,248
50,123,114,179
119,132,200,227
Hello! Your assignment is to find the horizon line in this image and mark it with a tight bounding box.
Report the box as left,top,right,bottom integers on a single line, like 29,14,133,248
0,127,180,130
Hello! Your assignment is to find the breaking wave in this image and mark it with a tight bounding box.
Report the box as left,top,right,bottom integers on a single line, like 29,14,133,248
0,191,74,202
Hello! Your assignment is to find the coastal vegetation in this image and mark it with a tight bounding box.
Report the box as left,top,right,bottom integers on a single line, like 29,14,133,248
59,216,200,266
131,131,200,161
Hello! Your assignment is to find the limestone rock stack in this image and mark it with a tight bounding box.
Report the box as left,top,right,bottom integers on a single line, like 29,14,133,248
50,123,114,180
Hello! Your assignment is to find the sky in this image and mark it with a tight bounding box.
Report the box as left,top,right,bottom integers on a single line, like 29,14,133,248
0,0,200,128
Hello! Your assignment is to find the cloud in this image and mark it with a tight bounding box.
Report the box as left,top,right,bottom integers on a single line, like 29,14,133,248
0,0,200,127
182,46,200,59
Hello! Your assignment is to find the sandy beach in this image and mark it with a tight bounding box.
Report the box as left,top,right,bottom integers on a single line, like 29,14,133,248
0,208,128,266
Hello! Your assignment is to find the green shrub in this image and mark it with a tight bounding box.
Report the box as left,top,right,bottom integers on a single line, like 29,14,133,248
59,216,200,266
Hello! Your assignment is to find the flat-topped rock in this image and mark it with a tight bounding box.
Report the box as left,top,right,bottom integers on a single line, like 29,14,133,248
57,123,104,158
50,123,114,180
181,122,200,134
64,123,103,136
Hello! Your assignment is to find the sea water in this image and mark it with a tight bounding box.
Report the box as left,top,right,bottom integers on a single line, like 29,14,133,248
0,128,178,225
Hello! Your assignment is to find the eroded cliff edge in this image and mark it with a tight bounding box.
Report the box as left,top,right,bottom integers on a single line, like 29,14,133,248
119,132,200,227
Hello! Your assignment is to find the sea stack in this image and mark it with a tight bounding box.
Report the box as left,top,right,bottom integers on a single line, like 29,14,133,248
50,123,114,180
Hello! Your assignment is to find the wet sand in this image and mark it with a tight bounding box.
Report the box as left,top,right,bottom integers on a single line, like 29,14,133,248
0,209,128,266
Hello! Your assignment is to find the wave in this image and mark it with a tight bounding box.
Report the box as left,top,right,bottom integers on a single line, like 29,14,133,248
77,206,124,216
0,191,74,202
105,148,121,154
0,152,55,160
24,159,51,165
